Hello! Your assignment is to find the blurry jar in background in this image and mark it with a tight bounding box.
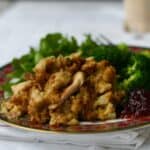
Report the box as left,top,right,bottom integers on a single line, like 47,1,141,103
124,0,150,33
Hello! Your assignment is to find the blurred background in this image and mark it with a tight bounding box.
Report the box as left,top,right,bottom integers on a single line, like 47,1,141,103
0,0,149,66
1,0,123,13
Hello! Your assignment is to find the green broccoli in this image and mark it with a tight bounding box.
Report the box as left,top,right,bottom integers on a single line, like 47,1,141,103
80,35,132,73
39,33,79,57
120,53,150,91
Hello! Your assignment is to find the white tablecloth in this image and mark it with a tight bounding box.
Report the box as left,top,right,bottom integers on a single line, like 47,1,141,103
0,1,149,150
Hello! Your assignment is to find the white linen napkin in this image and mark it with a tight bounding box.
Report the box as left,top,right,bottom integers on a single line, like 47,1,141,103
0,122,149,150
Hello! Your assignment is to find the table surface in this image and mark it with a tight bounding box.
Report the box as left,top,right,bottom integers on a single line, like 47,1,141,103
0,1,149,150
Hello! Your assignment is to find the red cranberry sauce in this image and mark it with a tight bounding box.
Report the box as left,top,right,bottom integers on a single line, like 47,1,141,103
121,89,150,119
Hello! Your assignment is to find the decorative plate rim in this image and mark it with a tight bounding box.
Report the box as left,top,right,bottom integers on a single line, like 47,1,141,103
0,117,150,134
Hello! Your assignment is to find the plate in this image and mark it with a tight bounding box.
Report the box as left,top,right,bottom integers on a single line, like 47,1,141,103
0,46,150,133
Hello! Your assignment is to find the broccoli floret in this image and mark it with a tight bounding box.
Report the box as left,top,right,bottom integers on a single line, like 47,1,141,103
39,33,79,57
120,53,150,91
121,71,143,90
80,35,132,72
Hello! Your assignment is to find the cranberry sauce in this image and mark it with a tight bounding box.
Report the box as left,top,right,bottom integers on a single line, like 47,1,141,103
121,89,150,119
